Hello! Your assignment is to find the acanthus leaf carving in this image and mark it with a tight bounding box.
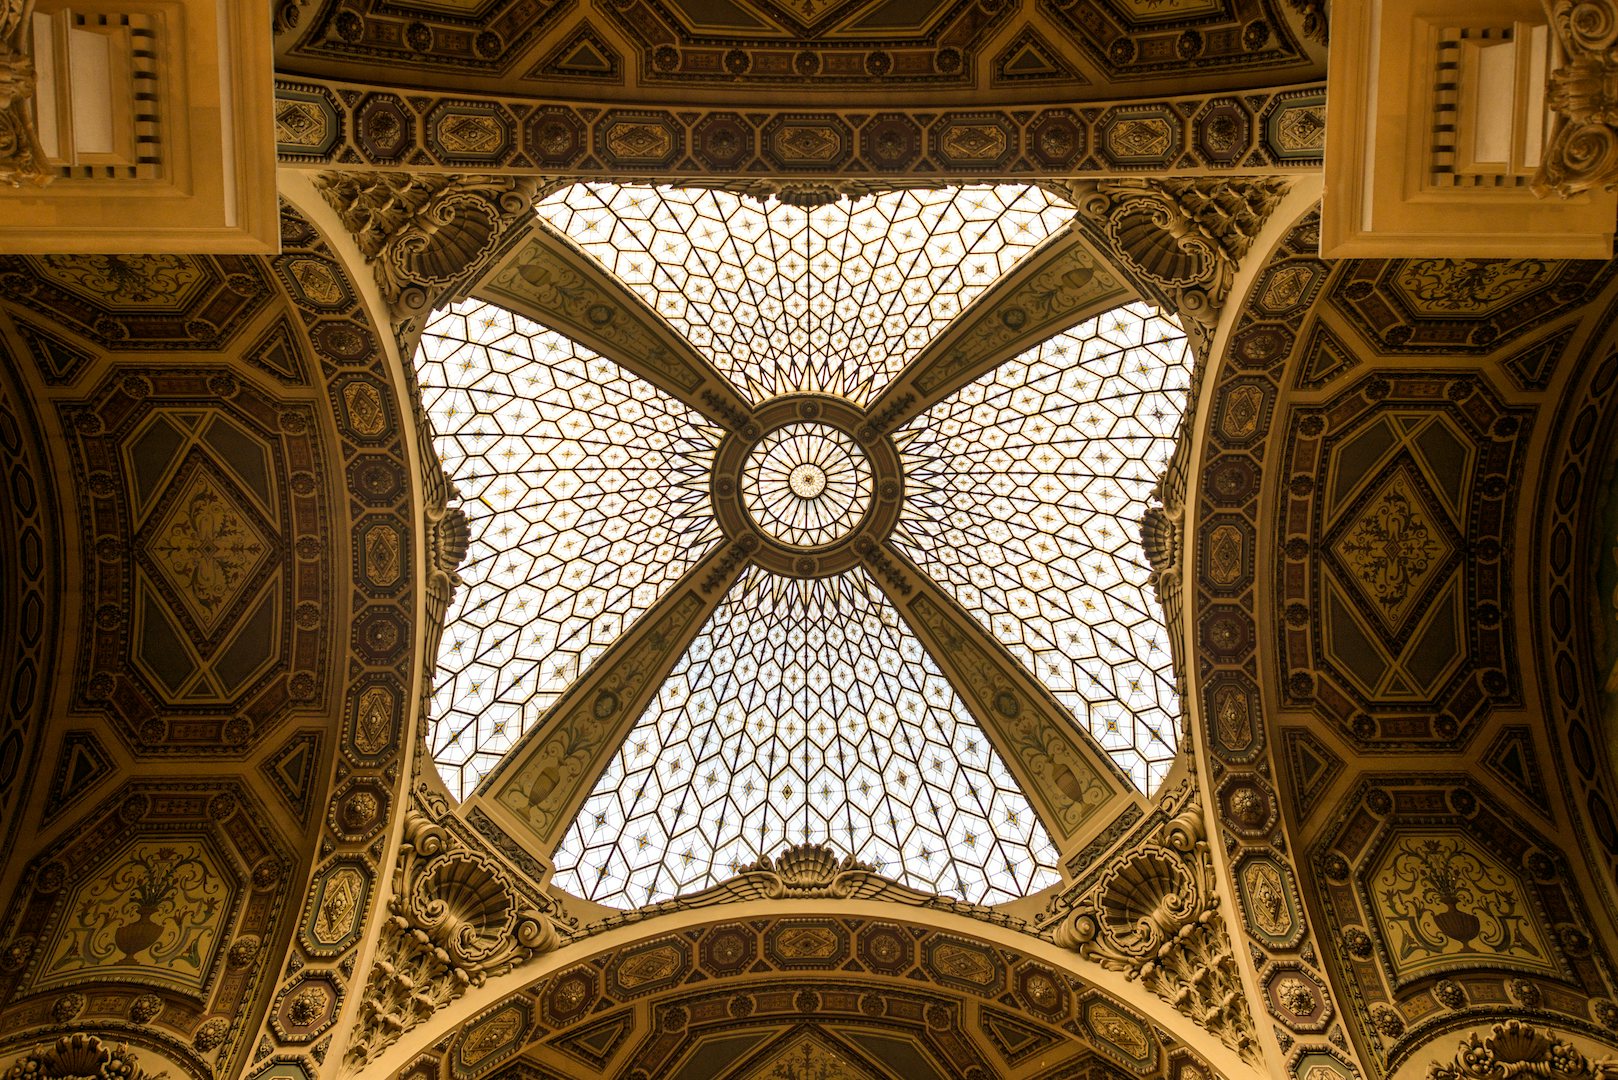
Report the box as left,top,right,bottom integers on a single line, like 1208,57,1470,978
344,795,562,1069
1065,178,1289,356
1534,0,1618,197
1426,1020,1618,1079
312,171,556,339
1038,785,1261,1066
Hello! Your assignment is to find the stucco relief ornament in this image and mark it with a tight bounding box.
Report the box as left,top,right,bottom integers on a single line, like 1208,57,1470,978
0,0,49,188
0,1035,164,1080
345,803,561,1068
1039,788,1261,1065
1065,177,1289,355
1534,1,1618,196
1427,1020,1618,1079
313,171,559,349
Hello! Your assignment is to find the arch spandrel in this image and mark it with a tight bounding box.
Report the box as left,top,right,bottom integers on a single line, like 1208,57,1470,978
1183,179,1618,1080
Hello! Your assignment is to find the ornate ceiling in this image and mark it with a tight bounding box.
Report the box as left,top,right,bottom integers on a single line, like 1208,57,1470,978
2,7,1618,1080
272,0,1326,103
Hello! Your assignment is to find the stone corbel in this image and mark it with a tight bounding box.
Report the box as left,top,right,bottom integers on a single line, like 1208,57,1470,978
312,172,554,350
1065,178,1289,356
1534,0,1618,197
0,0,50,188
1038,785,1262,1066
344,795,562,1069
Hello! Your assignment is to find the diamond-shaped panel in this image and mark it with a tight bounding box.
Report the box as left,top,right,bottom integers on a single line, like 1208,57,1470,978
142,465,274,635
1326,464,1459,640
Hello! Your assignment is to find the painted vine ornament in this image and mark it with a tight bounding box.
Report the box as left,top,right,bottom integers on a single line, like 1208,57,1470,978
1427,1021,1618,1079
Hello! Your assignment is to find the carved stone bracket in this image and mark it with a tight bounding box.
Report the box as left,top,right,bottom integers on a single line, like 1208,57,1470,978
1064,178,1290,356
344,795,562,1069
313,172,553,348
0,0,49,188
1426,1020,1618,1079
1535,0,1618,198
1038,784,1261,1066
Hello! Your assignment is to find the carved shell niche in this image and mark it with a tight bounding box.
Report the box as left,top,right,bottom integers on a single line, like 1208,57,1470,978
409,852,516,967
1095,850,1200,956
1105,205,1214,289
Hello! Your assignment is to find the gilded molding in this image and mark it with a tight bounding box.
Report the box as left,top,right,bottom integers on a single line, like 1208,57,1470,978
344,797,562,1068
1535,0,1618,197
1065,178,1290,353
1426,1021,1618,1079
0,0,48,188
1039,784,1261,1066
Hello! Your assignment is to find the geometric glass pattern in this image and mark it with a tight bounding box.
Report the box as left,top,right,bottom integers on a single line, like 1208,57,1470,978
418,301,722,798
741,421,873,548
896,303,1191,793
417,184,1191,907
535,183,1075,405
551,566,1061,907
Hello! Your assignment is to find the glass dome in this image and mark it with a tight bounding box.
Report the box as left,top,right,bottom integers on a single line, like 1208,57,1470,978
416,183,1191,908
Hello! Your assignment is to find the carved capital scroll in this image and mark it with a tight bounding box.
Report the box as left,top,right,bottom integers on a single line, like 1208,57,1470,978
1535,0,1618,197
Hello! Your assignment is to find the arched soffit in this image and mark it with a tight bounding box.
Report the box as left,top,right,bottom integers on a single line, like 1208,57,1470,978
1554,296,1618,909
0,197,429,1080
271,0,1326,107
1186,196,1618,1080
0,329,58,897
371,906,1249,1080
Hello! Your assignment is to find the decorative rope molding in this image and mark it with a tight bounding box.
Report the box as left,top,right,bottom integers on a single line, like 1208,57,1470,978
1037,784,1262,1066
1426,1021,1618,1079
343,798,562,1068
1064,178,1291,355
0,0,49,187
1535,0,1618,197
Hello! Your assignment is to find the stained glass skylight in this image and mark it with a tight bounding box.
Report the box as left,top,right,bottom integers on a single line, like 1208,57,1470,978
416,182,1193,909
895,303,1190,792
534,183,1074,405
552,567,1060,907
419,303,721,797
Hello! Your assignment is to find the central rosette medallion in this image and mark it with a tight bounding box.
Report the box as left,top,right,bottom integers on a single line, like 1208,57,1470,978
711,395,903,578
742,421,874,549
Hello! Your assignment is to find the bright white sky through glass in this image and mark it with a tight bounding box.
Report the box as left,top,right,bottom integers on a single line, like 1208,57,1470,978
419,302,721,798
416,183,1193,908
534,183,1074,405
896,302,1191,792
551,567,1060,907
